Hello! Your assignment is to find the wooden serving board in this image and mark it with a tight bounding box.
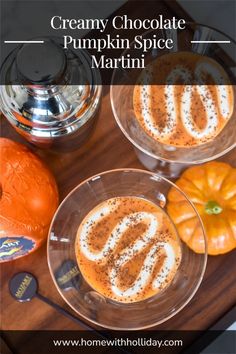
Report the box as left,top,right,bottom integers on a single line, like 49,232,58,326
1,91,236,325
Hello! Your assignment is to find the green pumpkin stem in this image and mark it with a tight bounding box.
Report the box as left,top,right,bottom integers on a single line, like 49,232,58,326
205,200,223,215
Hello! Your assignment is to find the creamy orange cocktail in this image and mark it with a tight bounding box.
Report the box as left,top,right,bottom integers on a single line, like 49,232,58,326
133,52,234,147
75,196,181,303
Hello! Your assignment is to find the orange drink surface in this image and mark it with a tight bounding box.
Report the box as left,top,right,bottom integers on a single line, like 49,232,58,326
133,52,234,147
75,196,181,303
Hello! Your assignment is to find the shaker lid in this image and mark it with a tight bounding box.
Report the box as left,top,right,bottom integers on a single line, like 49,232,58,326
16,40,66,85
0,37,101,135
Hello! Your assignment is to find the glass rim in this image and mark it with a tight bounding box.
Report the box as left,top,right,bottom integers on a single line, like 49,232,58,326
110,22,236,164
47,168,207,330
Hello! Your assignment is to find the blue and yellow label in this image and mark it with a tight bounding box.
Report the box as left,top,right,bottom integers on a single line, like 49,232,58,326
0,237,36,262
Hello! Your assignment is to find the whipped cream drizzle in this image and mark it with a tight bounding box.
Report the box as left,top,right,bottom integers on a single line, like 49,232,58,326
110,241,175,298
139,63,232,141
79,201,177,299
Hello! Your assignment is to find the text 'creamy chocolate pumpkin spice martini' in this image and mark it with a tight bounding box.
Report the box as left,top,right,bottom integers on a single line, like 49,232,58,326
48,169,207,330
111,24,236,176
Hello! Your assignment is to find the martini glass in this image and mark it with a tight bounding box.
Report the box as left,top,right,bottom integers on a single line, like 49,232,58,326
48,168,207,330
110,23,236,177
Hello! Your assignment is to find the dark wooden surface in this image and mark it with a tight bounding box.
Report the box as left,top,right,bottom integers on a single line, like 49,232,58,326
1,90,236,332
1,0,236,351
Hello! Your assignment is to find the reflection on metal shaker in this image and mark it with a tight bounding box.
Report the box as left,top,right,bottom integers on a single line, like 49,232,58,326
0,37,102,151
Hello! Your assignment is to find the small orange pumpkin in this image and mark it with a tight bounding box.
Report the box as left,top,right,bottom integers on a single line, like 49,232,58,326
0,138,59,261
167,161,236,255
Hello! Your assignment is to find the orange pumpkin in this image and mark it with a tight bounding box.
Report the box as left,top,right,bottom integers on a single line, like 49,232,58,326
167,161,236,255
0,138,59,262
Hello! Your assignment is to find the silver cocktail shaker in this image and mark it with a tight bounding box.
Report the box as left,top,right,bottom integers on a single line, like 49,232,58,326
0,38,102,151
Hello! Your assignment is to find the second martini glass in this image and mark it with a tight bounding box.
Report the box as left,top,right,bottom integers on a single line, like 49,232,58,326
110,23,236,177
